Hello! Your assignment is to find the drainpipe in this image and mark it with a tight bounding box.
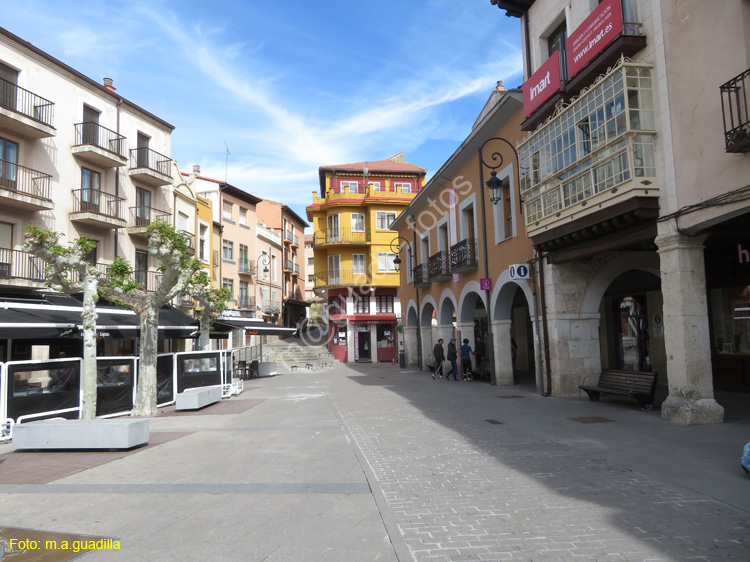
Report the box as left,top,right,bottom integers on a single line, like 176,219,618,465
523,13,532,82
529,251,544,396
114,96,123,259
535,247,552,397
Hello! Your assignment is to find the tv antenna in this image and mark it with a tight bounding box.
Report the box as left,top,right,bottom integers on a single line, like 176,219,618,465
224,141,230,183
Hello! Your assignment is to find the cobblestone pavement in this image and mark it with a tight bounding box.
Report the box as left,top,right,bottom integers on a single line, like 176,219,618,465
320,362,750,562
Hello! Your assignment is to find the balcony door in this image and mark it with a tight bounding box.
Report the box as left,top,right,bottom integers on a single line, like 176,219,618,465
136,132,150,168
0,136,18,190
0,222,12,277
82,105,100,145
81,168,101,212
135,251,148,287
327,214,340,243
328,254,340,285
0,61,18,110
136,188,151,226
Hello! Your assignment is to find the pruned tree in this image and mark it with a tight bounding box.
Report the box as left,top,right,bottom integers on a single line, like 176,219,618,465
99,220,201,416
22,225,100,419
188,269,231,351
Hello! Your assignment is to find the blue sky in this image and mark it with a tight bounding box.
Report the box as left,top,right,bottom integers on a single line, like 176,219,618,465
2,0,523,221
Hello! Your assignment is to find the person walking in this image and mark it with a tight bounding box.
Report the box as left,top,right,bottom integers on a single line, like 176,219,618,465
447,338,458,380
460,338,474,381
432,338,445,379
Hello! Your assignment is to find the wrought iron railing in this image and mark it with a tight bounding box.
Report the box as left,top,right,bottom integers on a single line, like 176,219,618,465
239,259,256,275
285,230,294,243
721,68,750,153
314,269,374,287
283,259,294,272
313,227,368,245
293,235,300,246
0,159,52,200
177,230,195,251
294,263,300,275
71,189,125,220
239,296,256,309
74,122,126,157
0,247,45,281
0,77,55,127
428,250,450,280
261,300,281,314
129,206,170,228
450,239,478,272
129,147,172,175
134,270,163,292
412,263,429,287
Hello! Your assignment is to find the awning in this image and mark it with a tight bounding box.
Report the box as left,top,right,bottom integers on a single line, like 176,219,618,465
214,316,297,336
348,314,397,325
0,296,199,339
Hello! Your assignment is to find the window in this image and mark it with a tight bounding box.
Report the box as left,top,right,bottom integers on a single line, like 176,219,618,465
493,172,515,242
351,213,365,233
376,211,396,230
239,281,249,307
239,208,247,226
327,214,340,242
328,295,346,316
82,105,100,145
222,278,234,299
340,180,360,194
376,295,394,314
198,222,209,262
368,181,381,191
395,182,411,193
239,244,249,270
135,251,148,286
271,254,278,282
222,201,233,222
546,19,568,81
307,257,314,266
0,136,19,190
222,240,234,261
352,254,366,275
136,132,150,167
328,255,340,284
81,168,101,212
354,295,369,314
0,62,18,109
377,252,398,272
178,212,189,233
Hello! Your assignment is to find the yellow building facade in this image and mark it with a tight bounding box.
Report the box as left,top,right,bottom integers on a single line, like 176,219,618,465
307,154,425,363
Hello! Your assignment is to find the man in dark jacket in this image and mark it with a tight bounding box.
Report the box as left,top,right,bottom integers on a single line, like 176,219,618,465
446,338,458,380
432,338,445,379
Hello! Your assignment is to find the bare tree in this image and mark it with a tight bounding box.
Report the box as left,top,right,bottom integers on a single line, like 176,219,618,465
99,221,200,416
23,225,100,419
188,269,232,351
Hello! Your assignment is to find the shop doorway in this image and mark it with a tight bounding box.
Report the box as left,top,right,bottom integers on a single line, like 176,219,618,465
357,330,371,361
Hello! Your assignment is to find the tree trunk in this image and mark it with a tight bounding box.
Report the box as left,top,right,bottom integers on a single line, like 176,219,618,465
133,305,160,416
198,313,211,351
80,274,99,419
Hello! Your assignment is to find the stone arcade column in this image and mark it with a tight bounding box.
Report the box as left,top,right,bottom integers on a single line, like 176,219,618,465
656,231,724,425
403,326,419,368
491,319,514,386
420,325,433,371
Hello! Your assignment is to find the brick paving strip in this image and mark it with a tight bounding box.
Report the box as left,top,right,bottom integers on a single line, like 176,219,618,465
322,369,750,562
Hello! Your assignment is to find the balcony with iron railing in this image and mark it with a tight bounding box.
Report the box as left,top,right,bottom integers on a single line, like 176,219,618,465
129,147,173,186
239,296,256,309
72,122,127,167
0,77,55,138
412,263,430,288
449,239,478,274
428,250,451,282
284,230,294,244
313,227,369,246
260,300,282,314
239,259,256,276
127,206,171,237
177,230,195,254
721,68,750,153
0,247,46,285
283,259,294,272
293,235,300,247
0,159,54,211
293,263,300,275
134,270,163,292
70,188,127,229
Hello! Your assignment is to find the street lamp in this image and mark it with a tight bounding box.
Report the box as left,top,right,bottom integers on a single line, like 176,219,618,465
257,253,272,319
390,234,422,370
477,137,520,385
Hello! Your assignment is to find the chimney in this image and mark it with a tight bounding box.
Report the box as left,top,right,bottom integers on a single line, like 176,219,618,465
496,80,505,92
192,164,201,175
103,77,116,92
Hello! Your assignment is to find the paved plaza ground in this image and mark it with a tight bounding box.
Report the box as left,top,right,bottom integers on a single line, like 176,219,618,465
1,361,749,561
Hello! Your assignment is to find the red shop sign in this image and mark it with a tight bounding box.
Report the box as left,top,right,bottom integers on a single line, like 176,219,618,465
567,0,623,78
522,50,562,117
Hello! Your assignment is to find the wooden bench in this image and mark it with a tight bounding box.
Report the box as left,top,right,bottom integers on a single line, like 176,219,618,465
579,369,658,411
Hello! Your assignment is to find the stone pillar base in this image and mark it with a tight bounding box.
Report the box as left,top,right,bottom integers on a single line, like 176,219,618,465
661,396,724,425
